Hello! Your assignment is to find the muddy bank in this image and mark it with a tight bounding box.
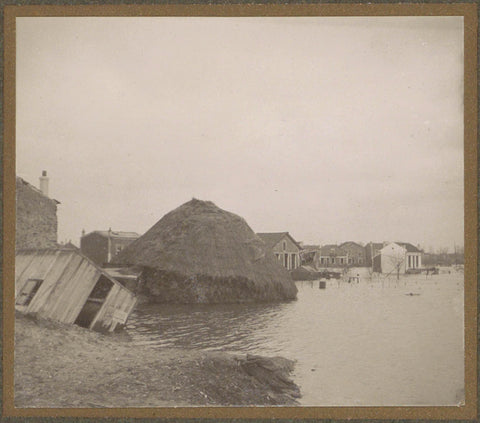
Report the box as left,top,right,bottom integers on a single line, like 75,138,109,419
14,313,301,407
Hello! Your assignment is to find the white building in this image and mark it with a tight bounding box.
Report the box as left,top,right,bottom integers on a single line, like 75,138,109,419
379,242,422,274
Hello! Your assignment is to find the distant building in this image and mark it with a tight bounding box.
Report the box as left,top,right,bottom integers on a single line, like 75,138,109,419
80,229,140,266
379,242,423,274
299,244,320,265
16,171,60,250
365,242,385,272
339,241,366,266
256,232,302,270
316,244,348,267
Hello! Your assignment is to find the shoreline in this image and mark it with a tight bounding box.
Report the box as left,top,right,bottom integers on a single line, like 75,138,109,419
14,312,301,408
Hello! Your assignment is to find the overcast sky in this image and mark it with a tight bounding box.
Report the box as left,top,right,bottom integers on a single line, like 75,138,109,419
16,17,464,251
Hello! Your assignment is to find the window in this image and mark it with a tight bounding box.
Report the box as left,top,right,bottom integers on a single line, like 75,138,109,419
348,258,353,264
291,254,296,269
284,253,288,268
282,241,287,251
321,258,325,264
340,258,344,265
331,257,335,264
16,279,43,306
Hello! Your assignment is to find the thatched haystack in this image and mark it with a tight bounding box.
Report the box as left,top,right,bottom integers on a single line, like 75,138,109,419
113,199,297,303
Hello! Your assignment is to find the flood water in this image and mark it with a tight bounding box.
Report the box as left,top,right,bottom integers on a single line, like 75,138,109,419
126,271,465,406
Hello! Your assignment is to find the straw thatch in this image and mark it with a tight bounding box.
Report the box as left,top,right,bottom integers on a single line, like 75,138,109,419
113,199,297,303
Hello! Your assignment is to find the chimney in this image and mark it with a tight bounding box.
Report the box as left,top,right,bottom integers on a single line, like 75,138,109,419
39,170,49,197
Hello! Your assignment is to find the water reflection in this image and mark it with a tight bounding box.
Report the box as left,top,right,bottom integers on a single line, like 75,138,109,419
126,274,464,406
127,300,294,353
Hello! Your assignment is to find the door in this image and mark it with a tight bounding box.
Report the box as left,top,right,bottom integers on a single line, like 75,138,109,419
74,275,113,328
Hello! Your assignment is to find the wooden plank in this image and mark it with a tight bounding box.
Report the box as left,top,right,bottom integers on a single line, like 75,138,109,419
92,285,137,331
56,260,100,324
26,250,73,313
39,254,90,321
15,250,56,296
30,251,81,316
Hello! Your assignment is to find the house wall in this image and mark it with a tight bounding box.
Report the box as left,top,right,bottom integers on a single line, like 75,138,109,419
16,178,58,250
110,238,136,260
81,234,137,265
81,233,108,265
380,243,407,274
366,243,383,271
271,236,301,270
316,254,348,267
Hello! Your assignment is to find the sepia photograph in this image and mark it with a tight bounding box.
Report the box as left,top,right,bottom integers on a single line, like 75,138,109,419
6,6,476,417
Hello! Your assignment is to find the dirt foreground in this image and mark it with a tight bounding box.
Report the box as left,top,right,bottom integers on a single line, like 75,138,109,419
14,313,301,408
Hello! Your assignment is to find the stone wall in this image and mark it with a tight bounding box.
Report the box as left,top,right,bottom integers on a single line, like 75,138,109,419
16,177,58,250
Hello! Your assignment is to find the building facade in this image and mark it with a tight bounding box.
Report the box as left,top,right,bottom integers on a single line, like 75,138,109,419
316,244,348,267
379,242,423,274
80,229,140,266
339,241,366,265
365,242,384,272
16,172,59,250
256,232,302,271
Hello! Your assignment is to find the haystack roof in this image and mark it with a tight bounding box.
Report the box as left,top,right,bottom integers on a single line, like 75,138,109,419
113,199,296,300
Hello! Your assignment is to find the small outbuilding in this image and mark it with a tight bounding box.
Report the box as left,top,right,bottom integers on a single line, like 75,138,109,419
15,248,137,332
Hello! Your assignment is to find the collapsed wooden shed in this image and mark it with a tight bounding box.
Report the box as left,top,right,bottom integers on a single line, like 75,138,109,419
15,248,137,332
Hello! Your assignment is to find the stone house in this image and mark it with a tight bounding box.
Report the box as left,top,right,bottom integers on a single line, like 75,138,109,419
256,232,302,271
16,172,59,250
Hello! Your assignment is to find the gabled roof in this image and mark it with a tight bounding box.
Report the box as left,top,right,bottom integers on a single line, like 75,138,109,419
85,230,140,240
256,232,302,251
395,242,422,253
16,176,60,204
367,242,384,252
318,244,347,256
301,244,320,252
339,241,364,249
